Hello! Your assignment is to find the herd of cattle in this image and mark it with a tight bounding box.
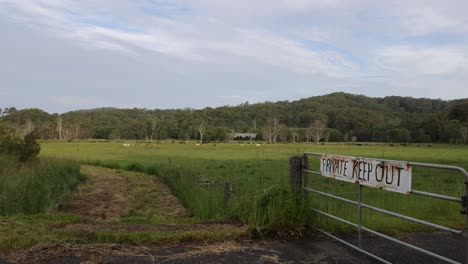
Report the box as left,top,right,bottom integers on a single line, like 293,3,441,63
121,143,262,147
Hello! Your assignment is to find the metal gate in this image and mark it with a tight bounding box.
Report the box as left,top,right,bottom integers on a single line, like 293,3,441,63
302,152,468,264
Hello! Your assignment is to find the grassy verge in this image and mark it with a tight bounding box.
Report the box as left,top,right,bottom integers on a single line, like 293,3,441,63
0,156,86,216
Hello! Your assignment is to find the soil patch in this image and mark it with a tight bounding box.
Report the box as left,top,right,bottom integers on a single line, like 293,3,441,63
60,165,129,221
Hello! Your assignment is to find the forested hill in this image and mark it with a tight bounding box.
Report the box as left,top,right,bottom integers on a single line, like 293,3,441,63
1,92,468,143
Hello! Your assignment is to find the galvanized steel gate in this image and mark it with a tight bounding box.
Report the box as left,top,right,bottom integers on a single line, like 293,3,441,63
302,152,468,264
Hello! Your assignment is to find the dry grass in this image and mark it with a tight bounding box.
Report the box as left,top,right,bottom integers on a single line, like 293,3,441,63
59,165,128,221
8,242,155,264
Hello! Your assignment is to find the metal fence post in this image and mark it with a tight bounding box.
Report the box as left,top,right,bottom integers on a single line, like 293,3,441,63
358,184,363,248
302,155,309,199
464,183,468,264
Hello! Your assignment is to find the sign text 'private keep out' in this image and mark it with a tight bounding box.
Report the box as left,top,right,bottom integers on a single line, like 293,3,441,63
319,154,412,194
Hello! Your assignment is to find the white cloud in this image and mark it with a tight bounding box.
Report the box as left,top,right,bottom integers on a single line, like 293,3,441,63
1,0,468,112
375,46,468,75
0,0,360,77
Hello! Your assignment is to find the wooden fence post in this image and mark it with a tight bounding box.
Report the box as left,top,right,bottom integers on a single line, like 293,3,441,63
289,155,302,194
224,182,232,208
289,155,309,196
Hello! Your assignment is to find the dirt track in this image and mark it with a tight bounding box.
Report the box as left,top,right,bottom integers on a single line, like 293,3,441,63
60,166,129,221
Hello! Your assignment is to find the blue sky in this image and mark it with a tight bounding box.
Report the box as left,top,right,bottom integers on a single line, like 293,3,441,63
1,0,467,113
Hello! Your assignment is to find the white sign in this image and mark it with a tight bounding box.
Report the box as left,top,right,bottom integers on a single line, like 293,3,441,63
319,154,412,194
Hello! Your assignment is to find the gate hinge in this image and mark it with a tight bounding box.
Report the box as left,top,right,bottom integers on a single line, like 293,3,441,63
461,195,467,215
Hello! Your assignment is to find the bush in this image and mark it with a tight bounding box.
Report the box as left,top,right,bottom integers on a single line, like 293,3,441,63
20,131,41,162
126,162,145,172
0,129,41,162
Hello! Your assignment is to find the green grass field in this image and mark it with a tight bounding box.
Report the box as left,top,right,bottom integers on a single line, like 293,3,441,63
39,141,468,235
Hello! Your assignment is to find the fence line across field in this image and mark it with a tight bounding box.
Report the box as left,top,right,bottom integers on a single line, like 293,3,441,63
301,152,468,264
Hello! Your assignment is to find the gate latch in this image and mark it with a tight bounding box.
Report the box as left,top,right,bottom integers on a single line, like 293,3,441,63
461,195,467,215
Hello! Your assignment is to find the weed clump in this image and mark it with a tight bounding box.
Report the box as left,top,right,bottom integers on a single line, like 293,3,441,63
126,162,145,172
249,185,309,238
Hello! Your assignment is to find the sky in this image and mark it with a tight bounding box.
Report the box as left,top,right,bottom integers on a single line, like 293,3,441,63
1,0,468,113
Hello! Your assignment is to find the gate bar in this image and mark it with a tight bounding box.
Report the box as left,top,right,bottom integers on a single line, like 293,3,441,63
313,208,460,264
316,228,392,264
358,184,363,248
304,187,358,205
306,187,463,235
411,190,462,203
303,169,321,175
361,226,460,264
361,203,463,235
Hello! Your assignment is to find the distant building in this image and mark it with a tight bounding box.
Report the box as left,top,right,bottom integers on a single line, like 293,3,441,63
233,133,257,141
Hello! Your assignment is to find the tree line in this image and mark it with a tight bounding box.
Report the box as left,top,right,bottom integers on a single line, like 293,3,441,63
1,92,467,144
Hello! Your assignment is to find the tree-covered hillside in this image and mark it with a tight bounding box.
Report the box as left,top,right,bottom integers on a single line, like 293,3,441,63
1,92,468,143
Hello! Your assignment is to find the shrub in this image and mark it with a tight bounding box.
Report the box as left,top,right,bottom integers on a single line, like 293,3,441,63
0,129,41,162
126,162,145,172
19,131,41,162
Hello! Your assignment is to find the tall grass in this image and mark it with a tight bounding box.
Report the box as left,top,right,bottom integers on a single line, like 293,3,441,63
248,185,311,237
0,156,86,216
82,158,309,234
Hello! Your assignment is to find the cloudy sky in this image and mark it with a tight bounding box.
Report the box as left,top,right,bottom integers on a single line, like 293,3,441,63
1,0,468,113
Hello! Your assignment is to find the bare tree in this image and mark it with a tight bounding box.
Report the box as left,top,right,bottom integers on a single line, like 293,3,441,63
278,124,291,142
461,126,468,145
251,118,257,131
197,122,206,144
63,125,72,141
305,124,312,143
262,118,280,144
290,128,298,143
309,119,327,144
149,118,159,141
56,115,63,140
71,122,82,141
37,122,52,140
